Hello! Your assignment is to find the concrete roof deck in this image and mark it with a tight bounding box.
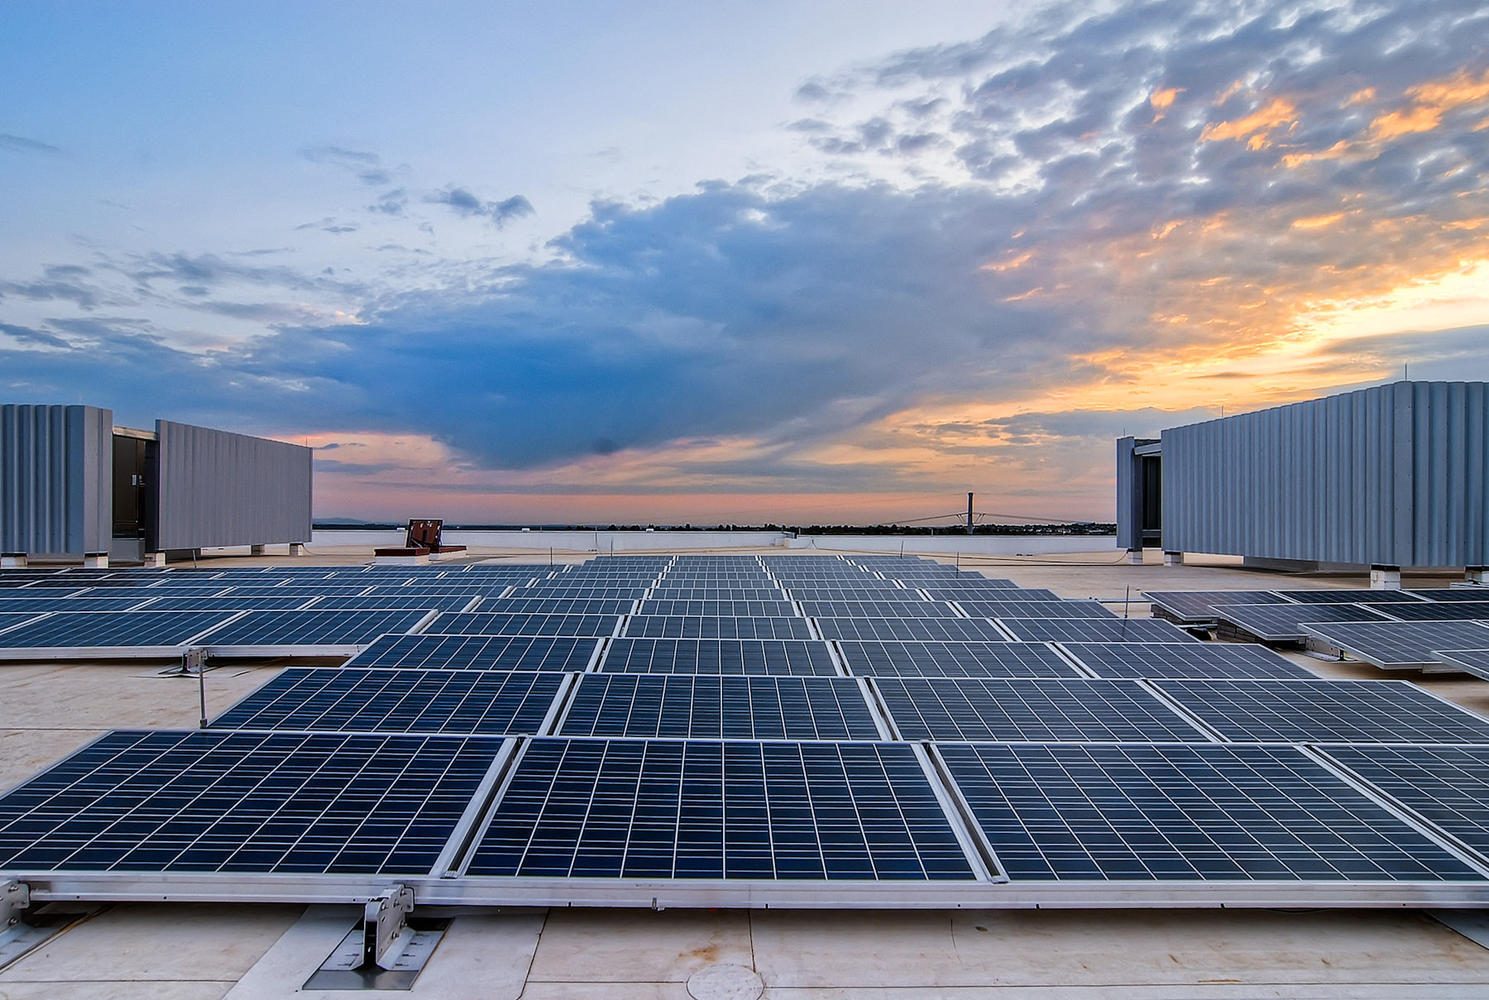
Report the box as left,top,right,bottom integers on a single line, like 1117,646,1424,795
4,544,1489,998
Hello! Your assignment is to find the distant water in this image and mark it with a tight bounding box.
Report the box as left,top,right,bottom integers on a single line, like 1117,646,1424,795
310,528,1113,557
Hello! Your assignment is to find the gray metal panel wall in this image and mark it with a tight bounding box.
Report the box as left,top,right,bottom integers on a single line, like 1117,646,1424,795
1115,436,1140,551
0,404,112,555
154,420,312,550
1160,381,1489,567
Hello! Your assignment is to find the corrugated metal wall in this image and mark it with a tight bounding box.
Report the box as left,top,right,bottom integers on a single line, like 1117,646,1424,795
0,404,112,555
1161,381,1489,567
154,420,312,550
1115,437,1140,551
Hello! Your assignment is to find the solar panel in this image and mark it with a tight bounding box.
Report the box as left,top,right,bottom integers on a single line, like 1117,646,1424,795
937,742,1484,882
212,667,566,735
1154,679,1489,743
1060,642,1313,679
874,678,1205,741
463,739,978,880
0,612,40,636
797,600,959,619
507,586,648,600
1322,745,1489,862
426,612,621,637
958,599,1115,620
558,675,881,739
307,595,479,612
199,609,434,654
1435,649,1489,679
345,634,600,672
1214,602,1394,641
0,729,502,874
812,618,1010,642
480,598,637,616
135,595,318,611
622,616,813,640
635,599,798,617
599,638,838,675
996,618,1197,643
834,640,1078,678
1301,620,1489,670
1143,590,1294,623
0,610,239,657
647,588,785,602
1373,602,1489,622
0,596,157,612
1273,589,1426,604
920,587,1060,601
1401,589,1489,603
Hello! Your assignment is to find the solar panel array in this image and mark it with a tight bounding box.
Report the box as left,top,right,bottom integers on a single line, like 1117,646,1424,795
1146,584,1489,674
4,554,1489,909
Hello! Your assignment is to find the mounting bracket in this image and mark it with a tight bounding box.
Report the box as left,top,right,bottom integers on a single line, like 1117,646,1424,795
364,884,415,970
0,880,29,929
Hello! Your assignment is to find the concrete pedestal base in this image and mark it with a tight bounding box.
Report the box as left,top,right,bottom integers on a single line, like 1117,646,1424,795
142,552,166,568
289,543,308,556
1370,565,1402,590
1468,567,1488,585
82,553,109,569
1125,550,1144,565
1,554,27,569
1163,551,1184,566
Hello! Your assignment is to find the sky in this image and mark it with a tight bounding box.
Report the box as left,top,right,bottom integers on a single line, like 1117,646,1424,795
2,1,1487,525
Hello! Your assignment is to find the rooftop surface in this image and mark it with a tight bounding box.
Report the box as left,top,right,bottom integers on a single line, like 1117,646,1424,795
3,544,1489,998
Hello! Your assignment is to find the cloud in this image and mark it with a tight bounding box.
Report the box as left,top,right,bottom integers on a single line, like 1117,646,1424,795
425,187,535,227
6,0,1489,519
300,145,392,186
0,133,60,155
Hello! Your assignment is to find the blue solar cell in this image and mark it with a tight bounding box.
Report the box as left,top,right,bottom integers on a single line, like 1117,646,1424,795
559,675,879,739
426,612,620,637
600,638,837,675
874,678,1204,741
938,743,1484,882
346,634,600,671
212,667,566,735
0,729,503,874
465,739,976,880
622,616,813,640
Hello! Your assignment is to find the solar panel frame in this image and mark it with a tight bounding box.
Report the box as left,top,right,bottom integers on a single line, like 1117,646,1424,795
1434,649,1489,679
1321,745,1489,866
1143,590,1296,623
1302,620,1489,670
198,609,437,656
0,729,506,876
935,742,1487,884
996,618,1197,643
875,677,1208,741
621,616,814,640
635,599,799,617
211,667,569,736
344,633,603,672
557,675,883,739
1153,679,1489,743
425,612,622,637
1371,602,1489,622
0,595,160,613
958,599,1116,620
1214,602,1397,641
1273,589,1429,605
462,738,982,882
812,618,1011,642
1401,589,1489,603
0,610,243,659
833,640,1081,678
1060,642,1314,680
599,638,839,675
798,600,961,619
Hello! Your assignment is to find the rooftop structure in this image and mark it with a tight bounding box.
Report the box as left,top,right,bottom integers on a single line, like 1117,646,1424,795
1,403,312,568
3,545,1489,995
1117,381,1489,583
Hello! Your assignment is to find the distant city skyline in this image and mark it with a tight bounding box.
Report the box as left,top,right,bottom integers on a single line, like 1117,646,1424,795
3,1,1487,524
